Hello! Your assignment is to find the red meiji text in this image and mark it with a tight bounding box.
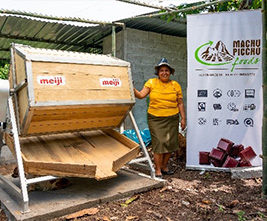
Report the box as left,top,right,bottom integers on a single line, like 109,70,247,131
37,76,66,86
99,78,122,87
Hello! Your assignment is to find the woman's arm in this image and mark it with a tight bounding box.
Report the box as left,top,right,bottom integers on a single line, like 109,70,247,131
178,98,186,130
134,87,150,99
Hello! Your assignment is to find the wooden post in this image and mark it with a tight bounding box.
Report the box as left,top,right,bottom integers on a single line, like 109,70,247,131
262,0,267,199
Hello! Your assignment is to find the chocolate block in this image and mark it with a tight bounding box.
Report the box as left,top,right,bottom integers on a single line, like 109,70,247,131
209,148,226,161
199,151,210,165
239,146,257,162
222,156,238,168
238,160,252,167
217,138,234,153
210,158,223,167
229,144,244,158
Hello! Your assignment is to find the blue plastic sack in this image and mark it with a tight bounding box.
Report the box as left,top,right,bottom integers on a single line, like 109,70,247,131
123,128,151,146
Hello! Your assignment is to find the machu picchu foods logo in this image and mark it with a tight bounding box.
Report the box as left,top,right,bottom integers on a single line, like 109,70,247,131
99,78,122,87
37,76,65,85
195,39,261,72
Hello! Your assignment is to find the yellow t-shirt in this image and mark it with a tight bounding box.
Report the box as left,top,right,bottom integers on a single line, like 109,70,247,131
144,78,183,117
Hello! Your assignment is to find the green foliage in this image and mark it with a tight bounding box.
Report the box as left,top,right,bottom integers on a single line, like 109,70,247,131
160,1,205,20
236,210,246,221
0,61,9,80
257,212,266,219
160,0,262,21
218,204,224,212
204,172,211,179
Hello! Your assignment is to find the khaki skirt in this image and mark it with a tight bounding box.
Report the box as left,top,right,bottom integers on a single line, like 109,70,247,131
147,113,179,154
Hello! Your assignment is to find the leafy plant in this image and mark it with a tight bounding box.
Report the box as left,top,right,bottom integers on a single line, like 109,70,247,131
0,61,9,80
218,204,224,212
204,172,211,179
236,210,246,221
257,211,266,219
160,0,262,21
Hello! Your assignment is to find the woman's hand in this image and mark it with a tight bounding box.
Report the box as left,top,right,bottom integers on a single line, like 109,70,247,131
177,98,186,130
180,118,186,131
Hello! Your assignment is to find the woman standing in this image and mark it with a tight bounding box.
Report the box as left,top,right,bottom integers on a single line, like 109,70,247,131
134,58,186,178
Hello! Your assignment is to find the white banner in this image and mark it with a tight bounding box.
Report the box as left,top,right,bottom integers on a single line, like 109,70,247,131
186,10,263,168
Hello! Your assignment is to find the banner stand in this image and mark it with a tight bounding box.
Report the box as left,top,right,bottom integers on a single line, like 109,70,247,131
186,10,263,172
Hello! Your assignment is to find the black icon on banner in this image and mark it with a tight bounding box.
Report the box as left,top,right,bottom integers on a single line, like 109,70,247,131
227,102,239,112
243,104,256,111
198,117,207,125
213,118,221,126
245,89,255,98
213,104,222,110
198,90,208,97
198,102,206,111
244,118,254,127
227,90,241,97
226,119,239,125
213,88,222,98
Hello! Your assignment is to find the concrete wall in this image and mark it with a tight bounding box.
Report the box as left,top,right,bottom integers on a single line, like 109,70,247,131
103,28,187,130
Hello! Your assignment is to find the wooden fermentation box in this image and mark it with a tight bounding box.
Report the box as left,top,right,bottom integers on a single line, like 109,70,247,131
5,44,139,180
9,44,135,136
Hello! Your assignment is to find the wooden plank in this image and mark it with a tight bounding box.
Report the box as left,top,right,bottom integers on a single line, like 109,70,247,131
17,88,29,127
3,133,27,161
78,130,139,180
103,129,140,149
20,104,133,136
80,130,132,160
11,53,29,129
60,132,118,180
5,132,98,177
21,109,34,136
31,62,132,102
34,89,132,102
25,161,96,178
38,133,96,165
30,105,130,122
26,116,123,135
3,133,16,157
113,147,140,171
30,104,132,111
14,53,26,84
20,136,59,162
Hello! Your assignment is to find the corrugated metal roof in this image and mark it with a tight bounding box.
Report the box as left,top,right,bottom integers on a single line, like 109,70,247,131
0,11,186,61
122,16,186,37
0,13,115,60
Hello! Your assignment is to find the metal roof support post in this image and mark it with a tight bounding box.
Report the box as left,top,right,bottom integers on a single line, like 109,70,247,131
262,0,267,199
111,23,126,133
112,25,116,57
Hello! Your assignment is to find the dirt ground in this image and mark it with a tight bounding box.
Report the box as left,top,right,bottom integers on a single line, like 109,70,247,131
0,156,266,221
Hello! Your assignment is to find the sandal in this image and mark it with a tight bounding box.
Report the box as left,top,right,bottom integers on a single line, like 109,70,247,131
161,169,174,175
155,174,163,179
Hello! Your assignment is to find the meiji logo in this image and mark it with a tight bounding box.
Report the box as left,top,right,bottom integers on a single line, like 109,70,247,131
100,78,122,87
37,76,65,86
